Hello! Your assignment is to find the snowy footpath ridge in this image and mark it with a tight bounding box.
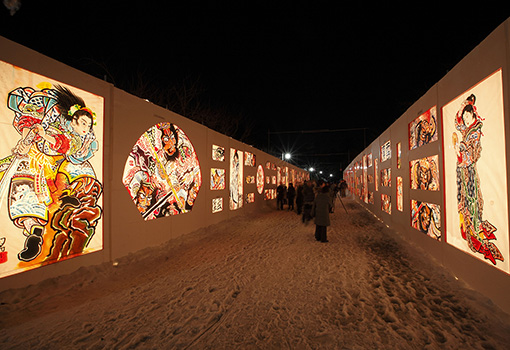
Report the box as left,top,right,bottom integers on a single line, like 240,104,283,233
1,198,510,349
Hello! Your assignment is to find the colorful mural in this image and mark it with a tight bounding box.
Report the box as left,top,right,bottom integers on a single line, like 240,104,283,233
380,168,391,187
212,145,225,161
409,106,438,150
122,122,202,220
210,168,225,190
396,142,401,169
380,141,391,162
244,152,255,167
443,70,508,271
411,200,441,240
374,158,379,192
0,61,104,278
410,155,439,191
381,194,391,214
396,176,403,212
256,164,264,194
229,148,243,210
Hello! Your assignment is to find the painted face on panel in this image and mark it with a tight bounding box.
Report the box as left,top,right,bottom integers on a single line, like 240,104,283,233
162,127,177,158
71,115,92,136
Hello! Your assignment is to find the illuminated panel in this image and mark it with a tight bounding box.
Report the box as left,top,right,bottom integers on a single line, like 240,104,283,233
380,140,391,162
374,158,379,192
409,155,439,191
256,164,264,194
381,194,391,214
409,106,438,150
397,176,403,211
244,152,255,166
380,168,391,187
442,69,508,272
212,144,225,161
122,123,202,220
229,149,243,210
396,142,401,169
210,168,225,190
411,200,441,240
0,60,104,278
212,197,223,213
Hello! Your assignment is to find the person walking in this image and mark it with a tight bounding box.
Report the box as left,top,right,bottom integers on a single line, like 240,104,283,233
296,183,304,215
339,179,347,197
276,183,286,210
301,180,315,224
287,183,296,211
312,183,332,242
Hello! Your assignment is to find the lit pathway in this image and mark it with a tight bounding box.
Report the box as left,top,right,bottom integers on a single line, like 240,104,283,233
1,198,510,349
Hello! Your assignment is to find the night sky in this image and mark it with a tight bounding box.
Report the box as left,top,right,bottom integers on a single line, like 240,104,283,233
1,2,509,178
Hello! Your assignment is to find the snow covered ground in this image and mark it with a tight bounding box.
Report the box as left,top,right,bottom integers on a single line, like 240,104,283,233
1,198,510,349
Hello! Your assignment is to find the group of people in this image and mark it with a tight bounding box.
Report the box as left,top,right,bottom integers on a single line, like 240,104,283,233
276,179,348,243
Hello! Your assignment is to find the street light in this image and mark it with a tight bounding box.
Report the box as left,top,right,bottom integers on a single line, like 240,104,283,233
284,153,291,160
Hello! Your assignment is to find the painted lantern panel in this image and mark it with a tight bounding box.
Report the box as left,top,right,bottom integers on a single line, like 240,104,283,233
411,200,441,241
409,106,438,150
122,123,202,220
256,164,264,194
0,61,104,278
229,148,243,210
442,70,509,272
410,155,439,191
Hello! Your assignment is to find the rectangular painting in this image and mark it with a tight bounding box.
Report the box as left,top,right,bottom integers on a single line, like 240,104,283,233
380,140,391,162
212,145,225,161
409,155,439,191
380,168,391,187
210,168,225,190
229,148,243,210
212,197,223,213
244,152,255,167
411,200,441,240
374,158,379,191
0,60,104,278
409,106,438,150
381,194,391,214
397,176,403,212
396,142,402,169
442,69,509,272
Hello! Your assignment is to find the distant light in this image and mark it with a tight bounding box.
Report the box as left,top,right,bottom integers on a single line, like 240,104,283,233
329,174,333,177
309,167,315,172
319,171,323,174
284,153,291,160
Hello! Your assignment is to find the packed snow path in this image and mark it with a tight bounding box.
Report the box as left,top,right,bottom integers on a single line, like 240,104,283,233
1,198,510,349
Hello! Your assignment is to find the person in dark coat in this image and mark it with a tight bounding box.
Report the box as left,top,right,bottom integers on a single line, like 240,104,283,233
301,180,315,223
276,183,286,210
295,183,304,215
312,184,332,242
339,179,348,197
287,183,296,211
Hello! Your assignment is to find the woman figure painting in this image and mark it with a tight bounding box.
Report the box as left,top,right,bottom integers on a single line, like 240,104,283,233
453,94,503,265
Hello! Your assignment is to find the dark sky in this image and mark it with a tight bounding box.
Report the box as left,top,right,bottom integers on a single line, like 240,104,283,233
1,2,509,177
